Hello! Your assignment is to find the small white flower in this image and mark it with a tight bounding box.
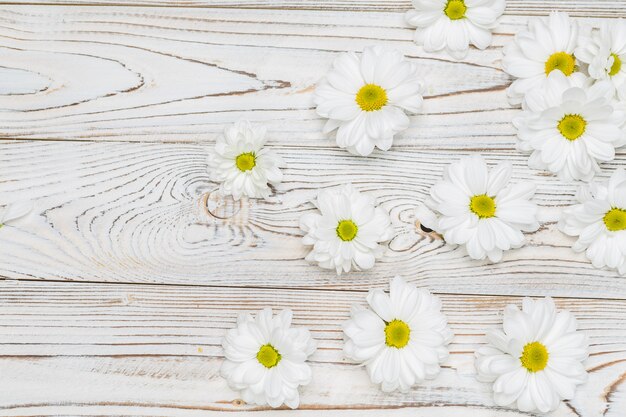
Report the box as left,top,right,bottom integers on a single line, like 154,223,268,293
405,0,506,60
513,71,626,182
503,12,580,105
300,183,393,275
559,168,626,275
314,46,424,157
220,308,316,409
417,155,539,262
0,201,33,228
207,120,283,200
576,19,626,92
475,297,588,413
343,276,453,392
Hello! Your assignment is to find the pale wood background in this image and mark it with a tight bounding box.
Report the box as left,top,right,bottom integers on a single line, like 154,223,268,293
0,2,625,416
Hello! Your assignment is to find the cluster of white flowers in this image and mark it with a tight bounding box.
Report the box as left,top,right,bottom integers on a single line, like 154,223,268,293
222,279,589,413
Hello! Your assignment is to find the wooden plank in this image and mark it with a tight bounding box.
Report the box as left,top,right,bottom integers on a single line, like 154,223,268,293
0,280,624,416
1,140,625,297
0,7,623,145
0,1,624,16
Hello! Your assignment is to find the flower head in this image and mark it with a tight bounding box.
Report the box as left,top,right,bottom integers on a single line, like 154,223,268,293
513,71,626,182
300,184,393,275
503,12,580,104
221,308,317,409
207,120,283,200
0,201,33,228
559,168,626,275
475,297,588,413
406,0,506,59
417,155,539,262
343,276,453,392
315,46,424,156
576,19,626,92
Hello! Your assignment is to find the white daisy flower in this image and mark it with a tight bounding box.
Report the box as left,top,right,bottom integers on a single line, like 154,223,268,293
558,168,626,275
207,120,283,200
405,0,506,60
220,308,317,409
299,183,393,275
343,276,453,392
576,19,626,92
0,201,33,229
475,297,588,413
416,155,539,263
513,71,626,182
314,46,424,157
503,12,580,105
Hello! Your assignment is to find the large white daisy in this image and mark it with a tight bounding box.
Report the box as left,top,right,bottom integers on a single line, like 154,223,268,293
576,19,626,92
513,71,625,182
475,297,588,413
221,308,317,409
559,168,626,275
405,0,506,60
299,183,394,275
343,276,453,392
314,46,424,157
207,120,283,200
0,201,33,229
416,155,539,262
503,12,580,105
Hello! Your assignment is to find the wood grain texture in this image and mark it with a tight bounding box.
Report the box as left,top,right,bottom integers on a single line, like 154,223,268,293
1,140,626,296
0,7,623,145
1,280,625,416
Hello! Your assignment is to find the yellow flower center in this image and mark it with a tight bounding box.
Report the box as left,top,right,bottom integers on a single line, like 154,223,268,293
544,52,576,76
355,84,388,112
604,207,626,232
520,341,549,372
235,152,256,172
558,114,586,141
609,53,622,77
444,0,467,20
384,319,411,349
336,219,358,241
257,344,281,368
469,195,496,218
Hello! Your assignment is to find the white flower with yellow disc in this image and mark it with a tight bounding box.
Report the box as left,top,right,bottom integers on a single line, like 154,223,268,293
576,19,626,92
416,155,539,263
343,276,453,392
221,308,317,409
300,183,393,275
314,46,424,156
405,0,506,60
207,120,284,200
513,71,625,182
559,168,626,275
503,12,580,105
475,297,588,413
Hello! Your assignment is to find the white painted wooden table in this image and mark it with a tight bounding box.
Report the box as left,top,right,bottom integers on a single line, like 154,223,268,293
0,2,625,416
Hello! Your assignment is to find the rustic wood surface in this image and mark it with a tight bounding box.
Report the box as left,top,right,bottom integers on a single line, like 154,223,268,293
0,2,625,416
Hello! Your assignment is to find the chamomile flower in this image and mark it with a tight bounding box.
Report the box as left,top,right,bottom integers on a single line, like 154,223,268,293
405,0,506,60
503,12,580,105
576,19,626,92
416,155,539,262
299,183,393,275
513,71,626,182
207,120,283,200
220,308,317,409
559,168,626,275
0,201,33,229
343,276,453,392
314,46,424,156
475,297,588,413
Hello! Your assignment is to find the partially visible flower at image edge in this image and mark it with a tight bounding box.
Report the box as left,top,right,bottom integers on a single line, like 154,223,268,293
0,201,33,229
